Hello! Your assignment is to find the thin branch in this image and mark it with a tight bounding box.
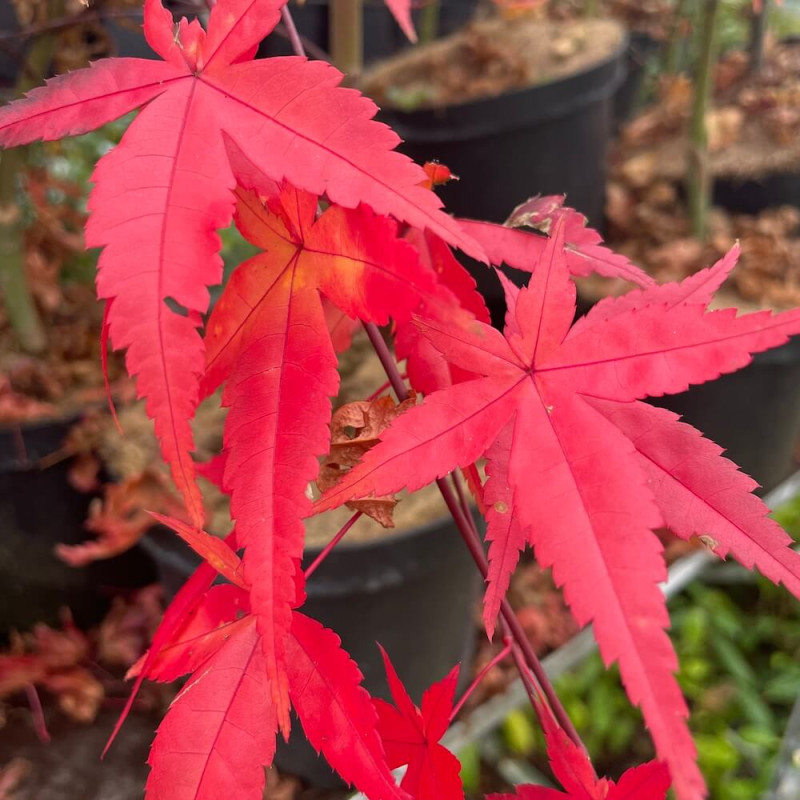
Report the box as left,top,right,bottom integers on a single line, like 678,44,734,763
273,22,332,62
749,0,770,76
280,6,307,58
509,641,546,718
450,640,512,722
330,0,363,75
687,0,720,240
304,511,362,579
450,470,474,531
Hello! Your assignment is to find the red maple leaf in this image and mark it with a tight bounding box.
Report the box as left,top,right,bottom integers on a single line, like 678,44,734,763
458,196,654,288
373,647,463,800
490,723,670,800
315,221,800,799
396,227,490,395
139,584,406,800
0,0,481,528
384,0,417,42
200,142,438,733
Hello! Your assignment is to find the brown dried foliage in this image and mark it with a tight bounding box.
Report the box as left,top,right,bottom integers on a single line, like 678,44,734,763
318,395,416,527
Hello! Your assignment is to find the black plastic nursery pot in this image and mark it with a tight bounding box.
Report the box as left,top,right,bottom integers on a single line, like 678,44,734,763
0,415,156,636
143,513,481,788
712,170,800,215
652,336,800,494
260,0,478,63
374,29,628,228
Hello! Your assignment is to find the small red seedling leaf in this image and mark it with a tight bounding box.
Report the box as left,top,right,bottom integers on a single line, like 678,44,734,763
373,646,464,800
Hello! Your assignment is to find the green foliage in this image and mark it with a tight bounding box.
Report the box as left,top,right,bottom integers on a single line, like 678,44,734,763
502,709,538,757
459,742,482,794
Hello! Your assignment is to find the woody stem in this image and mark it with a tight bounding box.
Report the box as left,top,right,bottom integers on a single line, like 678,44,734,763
362,322,584,750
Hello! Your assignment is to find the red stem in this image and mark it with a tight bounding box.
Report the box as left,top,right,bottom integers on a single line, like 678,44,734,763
450,640,512,722
450,470,476,534
305,510,362,579
510,644,597,776
362,321,584,750
281,6,307,58
510,642,547,719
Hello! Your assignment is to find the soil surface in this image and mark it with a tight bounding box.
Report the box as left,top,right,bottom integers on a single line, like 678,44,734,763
604,39,800,309
362,16,625,110
616,40,800,183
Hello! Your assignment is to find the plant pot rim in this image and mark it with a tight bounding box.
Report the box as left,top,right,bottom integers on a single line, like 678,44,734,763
143,508,463,560
303,509,460,557
0,409,86,472
367,18,628,140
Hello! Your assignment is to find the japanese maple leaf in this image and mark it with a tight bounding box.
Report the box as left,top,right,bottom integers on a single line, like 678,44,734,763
200,142,436,734
397,196,654,394
142,585,406,800
458,196,654,288
315,222,800,800
0,0,481,528
373,647,463,800
490,725,670,800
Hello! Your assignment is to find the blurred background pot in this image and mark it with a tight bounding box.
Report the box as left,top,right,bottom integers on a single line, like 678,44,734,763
0,415,155,636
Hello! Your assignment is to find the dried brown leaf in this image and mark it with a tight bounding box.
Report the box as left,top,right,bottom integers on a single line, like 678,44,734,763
318,395,416,527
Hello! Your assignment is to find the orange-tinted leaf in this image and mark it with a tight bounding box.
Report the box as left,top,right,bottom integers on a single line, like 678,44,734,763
421,161,458,190
147,512,247,589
